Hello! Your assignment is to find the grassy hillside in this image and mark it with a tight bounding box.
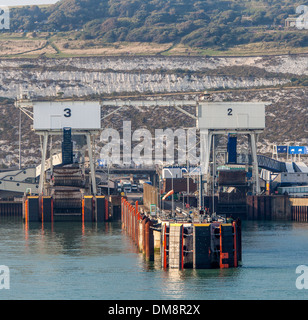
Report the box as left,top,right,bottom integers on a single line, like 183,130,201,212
7,0,308,51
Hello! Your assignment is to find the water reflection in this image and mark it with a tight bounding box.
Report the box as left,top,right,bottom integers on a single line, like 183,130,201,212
2,218,308,299
22,220,127,257
160,269,187,299
241,220,307,233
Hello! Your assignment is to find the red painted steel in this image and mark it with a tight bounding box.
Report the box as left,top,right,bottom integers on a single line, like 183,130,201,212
82,198,85,223
105,198,109,222
181,224,184,270
233,221,238,268
145,219,150,260
219,225,229,269
163,224,167,269
51,198,54,223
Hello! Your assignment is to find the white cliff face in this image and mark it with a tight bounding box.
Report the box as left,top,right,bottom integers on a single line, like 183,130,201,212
0,69,288,99
0,54,305,73
0,54,306,167
0,54,301,98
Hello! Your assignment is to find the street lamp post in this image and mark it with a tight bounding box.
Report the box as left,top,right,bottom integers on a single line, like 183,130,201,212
19,108,21,170
181,167,188,210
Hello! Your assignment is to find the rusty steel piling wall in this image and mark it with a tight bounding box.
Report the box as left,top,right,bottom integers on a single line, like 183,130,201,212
121,197,155,261
0,201,22,218
289,198,308,222
246,195,308,222
20,195,114,223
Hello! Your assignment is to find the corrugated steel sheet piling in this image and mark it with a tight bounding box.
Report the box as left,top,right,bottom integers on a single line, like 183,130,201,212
121,197,154,261
22,194,112,223
0,201,23,219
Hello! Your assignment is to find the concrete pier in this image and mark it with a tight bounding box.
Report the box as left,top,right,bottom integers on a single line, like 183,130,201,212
121,197,242,269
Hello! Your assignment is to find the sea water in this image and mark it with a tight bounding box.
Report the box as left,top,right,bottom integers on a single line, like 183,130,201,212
0,218,308,300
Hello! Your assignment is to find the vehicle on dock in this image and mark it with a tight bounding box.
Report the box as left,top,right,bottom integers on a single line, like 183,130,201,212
123,182,132,193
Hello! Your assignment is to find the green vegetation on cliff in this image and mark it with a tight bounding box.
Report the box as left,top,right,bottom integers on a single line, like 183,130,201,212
8,0,308,50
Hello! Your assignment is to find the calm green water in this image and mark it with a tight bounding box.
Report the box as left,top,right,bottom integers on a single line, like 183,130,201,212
0,218,308,300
